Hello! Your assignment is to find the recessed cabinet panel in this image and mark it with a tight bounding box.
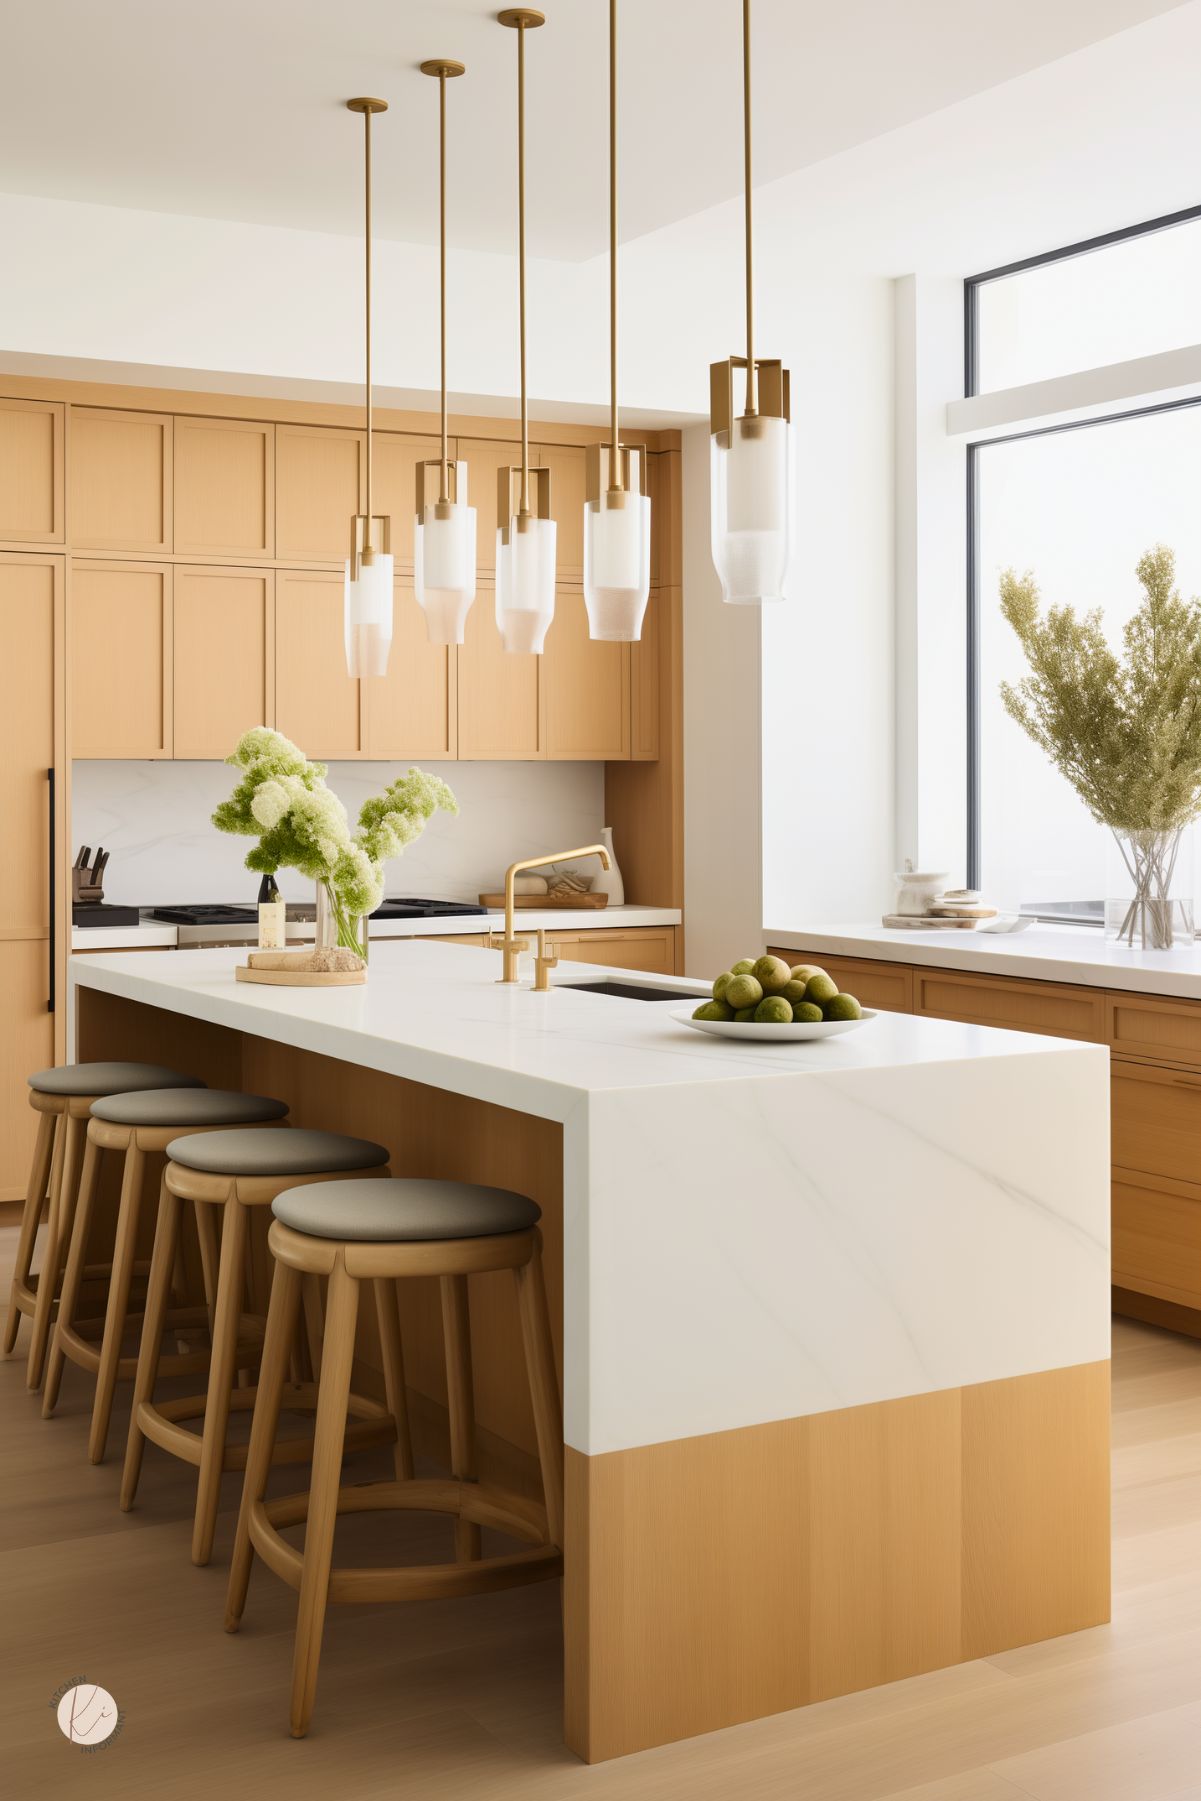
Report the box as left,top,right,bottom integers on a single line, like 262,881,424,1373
174,566,273,757
456,438,532,573
0,940,55,1202
275,568,362,756
630,585,661,761
71,561,171,756
766,951,915,1016
70,408,172,551
372,433,441,570
1113,1177,1201,1308
174,417,274,558
276,425,363,562
537,443,585,576
0,398,64,542
362,578,455,759
914,969,1105,1041
543,589,629,759
1111,1058,1201,1191
0,555,57,933
457,581,541,759
551,929,675,974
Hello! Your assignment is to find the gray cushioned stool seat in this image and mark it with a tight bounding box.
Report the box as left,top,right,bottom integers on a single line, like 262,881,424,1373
91,1087,288,1128
166,1127,388,1177
29,1061,205,1099
272,1176,541,1242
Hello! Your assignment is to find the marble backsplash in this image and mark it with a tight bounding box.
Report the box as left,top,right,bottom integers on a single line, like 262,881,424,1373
72,759,606,906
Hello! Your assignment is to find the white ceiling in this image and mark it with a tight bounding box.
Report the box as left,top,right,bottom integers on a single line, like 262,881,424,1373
0,0,1188,261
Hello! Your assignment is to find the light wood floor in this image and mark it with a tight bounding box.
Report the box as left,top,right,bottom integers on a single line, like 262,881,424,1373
2,1225,1199,1801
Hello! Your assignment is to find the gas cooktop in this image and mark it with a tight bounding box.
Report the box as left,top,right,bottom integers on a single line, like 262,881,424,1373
369,898,488,919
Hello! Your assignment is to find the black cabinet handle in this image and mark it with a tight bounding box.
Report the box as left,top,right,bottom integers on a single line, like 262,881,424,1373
47,766,55,1014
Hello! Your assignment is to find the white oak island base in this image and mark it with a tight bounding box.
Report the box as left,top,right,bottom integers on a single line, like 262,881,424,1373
71,945,1112,1763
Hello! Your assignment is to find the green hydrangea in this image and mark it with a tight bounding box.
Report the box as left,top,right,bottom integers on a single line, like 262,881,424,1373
213,729,457,948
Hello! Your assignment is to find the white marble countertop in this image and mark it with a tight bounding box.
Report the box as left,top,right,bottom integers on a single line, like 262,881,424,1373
70,938,1110,1455
766,919,1201,1001
71,903,681,953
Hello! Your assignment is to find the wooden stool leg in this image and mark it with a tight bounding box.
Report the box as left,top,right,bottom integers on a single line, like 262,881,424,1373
193,1199,219,1340
88,1140,145,1464
225,1258,302,1632
301,1275,324,1381
120,1174,183,1511
3,1109,55,1356
373,1277,414,1482
290,1258,359,1740
515,1235,564,1549
191,1198,248,1566
440,1273,481,1562
42,1136,103,1416
26,1111,77,1389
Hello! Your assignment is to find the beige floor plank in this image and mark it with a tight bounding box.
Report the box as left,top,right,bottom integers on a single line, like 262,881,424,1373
3,1229,1200,1800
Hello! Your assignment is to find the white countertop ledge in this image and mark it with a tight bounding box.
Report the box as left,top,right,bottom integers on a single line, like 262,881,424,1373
766,920,1201,1001
71,904,681,953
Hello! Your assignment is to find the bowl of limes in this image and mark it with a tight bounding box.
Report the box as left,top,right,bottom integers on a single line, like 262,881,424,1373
675,956,875,1042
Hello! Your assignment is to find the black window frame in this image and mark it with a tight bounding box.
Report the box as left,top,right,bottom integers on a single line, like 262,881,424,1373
964,203,1201,894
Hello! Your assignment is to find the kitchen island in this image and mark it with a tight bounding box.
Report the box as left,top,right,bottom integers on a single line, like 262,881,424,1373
70,940,1111,1762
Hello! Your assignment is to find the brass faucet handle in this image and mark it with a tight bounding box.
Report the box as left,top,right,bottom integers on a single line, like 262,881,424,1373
489,930,534,984
533,929,559,992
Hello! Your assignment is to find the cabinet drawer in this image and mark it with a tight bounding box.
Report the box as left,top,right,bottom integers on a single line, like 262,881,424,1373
1111,1059,1201,1189
914,969,1104,1041
553,928,676,975
1113,1178,1201,1308
767,950,912,1014
1107,991,1201,1068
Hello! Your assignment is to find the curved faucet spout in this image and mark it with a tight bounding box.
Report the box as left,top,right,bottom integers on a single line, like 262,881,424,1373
495,844,612,984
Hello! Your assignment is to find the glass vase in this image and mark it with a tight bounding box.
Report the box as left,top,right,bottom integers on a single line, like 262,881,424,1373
314,880,368,964
1105,826,1194,949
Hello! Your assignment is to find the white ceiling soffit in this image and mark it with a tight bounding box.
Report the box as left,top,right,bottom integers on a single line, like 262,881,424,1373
0,0,1188,261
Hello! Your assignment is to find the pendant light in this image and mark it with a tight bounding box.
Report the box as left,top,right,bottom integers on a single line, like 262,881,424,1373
582,0,651,643
415,58,477,647
709,0,792,605
344,97,394,675
496,9,556,655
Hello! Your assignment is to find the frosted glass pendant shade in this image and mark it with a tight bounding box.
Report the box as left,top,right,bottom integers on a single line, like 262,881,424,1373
583,475,651,643
710,413,793,605
496,515,557,654
343,552,394,676
415,486,477,647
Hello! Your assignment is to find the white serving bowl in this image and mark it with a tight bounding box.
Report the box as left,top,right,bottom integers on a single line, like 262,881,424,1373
672,1004,877,1042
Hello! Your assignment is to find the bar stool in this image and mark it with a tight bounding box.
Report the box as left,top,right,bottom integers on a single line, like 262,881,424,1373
224,1177,564,1740
5,1061,205,1390
43,1088,291,1462
121,1128,406,1568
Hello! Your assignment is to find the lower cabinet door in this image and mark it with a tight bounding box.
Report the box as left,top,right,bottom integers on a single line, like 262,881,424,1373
0,939,55,1203
553,929,676,974
1111,1058,1201,1189
1112,1177,1201,1309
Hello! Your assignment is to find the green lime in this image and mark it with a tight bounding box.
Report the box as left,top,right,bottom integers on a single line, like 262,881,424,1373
780,978,808,1003
692,999,734,1021
724,973,764,1010
790,964,827,984
791,1000,824,1022
712,971,733,1002
734,1007,756,1021
752,955,793,993
754,995,793,1024
804,974,839,1006
823,993,863,1021
730,958,757,976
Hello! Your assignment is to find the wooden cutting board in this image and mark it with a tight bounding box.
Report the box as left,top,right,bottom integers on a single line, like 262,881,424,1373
478,892,609,909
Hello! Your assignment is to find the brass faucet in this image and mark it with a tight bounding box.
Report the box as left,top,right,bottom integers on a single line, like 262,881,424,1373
489,844,611,985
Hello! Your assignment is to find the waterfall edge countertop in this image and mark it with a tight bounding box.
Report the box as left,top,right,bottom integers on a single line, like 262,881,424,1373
765,918,1201,1000
71,940,1111,1758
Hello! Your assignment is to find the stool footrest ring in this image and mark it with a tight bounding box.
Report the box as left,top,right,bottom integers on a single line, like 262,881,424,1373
137,1382,394,1471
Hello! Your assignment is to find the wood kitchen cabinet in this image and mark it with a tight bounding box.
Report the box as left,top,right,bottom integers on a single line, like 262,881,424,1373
362,576,456,760
69,407,172,552
174,416,274,558
543,589,630,759
537,442,585,577
0,397,63,543
372,433,440,570
274,567,362,756
275,424,363,563
766,948,914,1015
456,438,535,574
71,560,172,756
457,581,542,759
0,553,63,1201
173,566,273,757
549,927,677,974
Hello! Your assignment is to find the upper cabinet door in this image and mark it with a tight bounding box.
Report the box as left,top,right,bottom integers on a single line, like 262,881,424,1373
275,568,362,757
630,584,661,761
174,417,274,558
362,578,455,760
275,424,363,563
456,582,542,759
174,566,273,759
542,589,630,760
71,560,172,757
0,399,64,543
456,438,533,575
536,443,585,578
372,433,441,570
70,408,172,551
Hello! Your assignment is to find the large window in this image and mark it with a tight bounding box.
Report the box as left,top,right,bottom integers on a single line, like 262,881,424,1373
967,211,1201,917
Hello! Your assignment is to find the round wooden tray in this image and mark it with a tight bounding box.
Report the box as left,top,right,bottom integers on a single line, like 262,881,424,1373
236,952,366,988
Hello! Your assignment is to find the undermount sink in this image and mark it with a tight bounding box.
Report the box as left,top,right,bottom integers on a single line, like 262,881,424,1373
556,978,701,1002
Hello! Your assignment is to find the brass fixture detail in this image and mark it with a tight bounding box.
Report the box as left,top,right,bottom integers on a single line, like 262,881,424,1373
419,58,467,503
493,844,612,984
498,8,546,522
498,464,552,542
585,442,647,510
533,929,559,991
346,96,391,578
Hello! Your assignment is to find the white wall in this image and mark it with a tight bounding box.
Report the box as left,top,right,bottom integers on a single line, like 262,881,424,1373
71,759,605,908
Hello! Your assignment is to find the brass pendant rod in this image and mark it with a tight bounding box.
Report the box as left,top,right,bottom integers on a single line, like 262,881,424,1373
517,17,530,513
438,69,449,502
608,0,623,490
742,0,756,418
364,103,375,550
